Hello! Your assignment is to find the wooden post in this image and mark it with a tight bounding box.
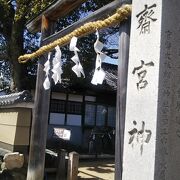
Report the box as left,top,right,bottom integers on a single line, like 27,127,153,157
115,0,131,179
56,149,66,180
67,152,79,180
26,16,55,180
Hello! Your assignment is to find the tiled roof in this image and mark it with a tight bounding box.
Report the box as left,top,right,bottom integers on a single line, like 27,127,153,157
0,90,32,106
102,63,117,90
51,63,118,93
105,71,117,90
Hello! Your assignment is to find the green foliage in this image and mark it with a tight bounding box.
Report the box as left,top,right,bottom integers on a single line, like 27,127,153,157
0,0,55,91
0,0,54,26
0,1,11,17
15,0,53,21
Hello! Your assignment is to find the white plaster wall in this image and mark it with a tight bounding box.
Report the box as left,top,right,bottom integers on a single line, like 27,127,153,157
68,94,83,102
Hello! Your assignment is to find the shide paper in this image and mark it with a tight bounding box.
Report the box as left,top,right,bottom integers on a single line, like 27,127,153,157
43,46,63,90
91,30,107,85
69,36,85,78
43,33,107,90
43,52,51,90
52,46,63,84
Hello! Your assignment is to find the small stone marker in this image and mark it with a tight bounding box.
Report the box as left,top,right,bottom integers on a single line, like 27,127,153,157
56,149,66,180
67,152,79,180
3,152,24,170
122,0,180,180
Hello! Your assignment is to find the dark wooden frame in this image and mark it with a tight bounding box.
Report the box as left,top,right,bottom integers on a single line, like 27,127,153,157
50,99,66,113
49,95,116,127
115,0,131,179
42,0,131,45
27,17,55,180
26,0,131,179
27,0,86,33
66,101,82,115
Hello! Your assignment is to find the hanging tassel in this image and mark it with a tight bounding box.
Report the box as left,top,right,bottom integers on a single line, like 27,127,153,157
69,36,85,78
91,30,107,85
52,46,63,84
43,52,51,90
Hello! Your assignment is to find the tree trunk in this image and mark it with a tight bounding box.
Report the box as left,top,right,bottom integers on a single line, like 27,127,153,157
8,18,29,91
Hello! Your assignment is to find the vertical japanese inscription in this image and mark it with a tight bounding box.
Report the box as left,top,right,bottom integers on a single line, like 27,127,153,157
127,3,157,156
136,4,157,34
132,60,154,90
128,121,152,155
157,30,173,180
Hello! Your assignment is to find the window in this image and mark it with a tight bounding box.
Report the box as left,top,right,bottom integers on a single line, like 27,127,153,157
84,104,116,127
67,102,82,114
49,113,65,125
66,114,82,126
85,104,96,126
108,106,116,127
96,105,107,126
50,99,65,113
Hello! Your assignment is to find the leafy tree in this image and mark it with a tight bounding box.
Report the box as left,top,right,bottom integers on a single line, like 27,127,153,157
0,0,117,92
0,0,53,91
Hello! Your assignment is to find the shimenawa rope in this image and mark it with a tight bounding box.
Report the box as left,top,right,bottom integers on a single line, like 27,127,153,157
18,4,132,63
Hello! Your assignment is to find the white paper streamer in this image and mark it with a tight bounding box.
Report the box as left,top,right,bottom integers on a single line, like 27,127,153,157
52,46,63,84
91,30,107,85
43,52,51,90
69,36,85,78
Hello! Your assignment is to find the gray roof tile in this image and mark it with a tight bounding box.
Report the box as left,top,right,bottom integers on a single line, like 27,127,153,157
0,90,32,106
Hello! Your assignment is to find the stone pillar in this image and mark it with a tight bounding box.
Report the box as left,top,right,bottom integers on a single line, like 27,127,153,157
67,152,79,180
122,0,180,180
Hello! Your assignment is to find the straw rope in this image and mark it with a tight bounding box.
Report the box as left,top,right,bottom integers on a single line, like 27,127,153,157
18,4,132,63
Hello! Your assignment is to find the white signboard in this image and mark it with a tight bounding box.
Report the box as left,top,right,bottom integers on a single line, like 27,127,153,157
53,128,71,140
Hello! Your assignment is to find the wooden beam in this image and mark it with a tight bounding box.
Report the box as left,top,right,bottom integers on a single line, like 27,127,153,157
115,0,131,179
26,16,55,180
27,0,86,33
42,0,131,45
